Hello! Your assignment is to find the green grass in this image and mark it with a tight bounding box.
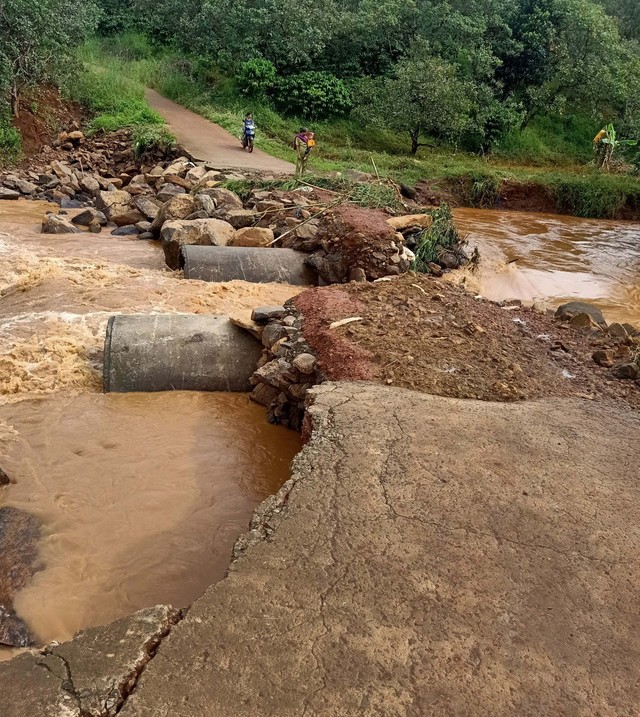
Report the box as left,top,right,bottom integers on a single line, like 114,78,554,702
0,111,21,168
75,36,640,219
413,204,461,270
66,63,164,132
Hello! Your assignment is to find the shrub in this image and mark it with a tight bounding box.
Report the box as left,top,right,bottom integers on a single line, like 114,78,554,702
132,124,177,158
271,72,352,121
0,109,21,166
236,59,277,97
413,204,461,271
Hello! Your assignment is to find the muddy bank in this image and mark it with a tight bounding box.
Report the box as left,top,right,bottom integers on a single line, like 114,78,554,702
416,176,640,221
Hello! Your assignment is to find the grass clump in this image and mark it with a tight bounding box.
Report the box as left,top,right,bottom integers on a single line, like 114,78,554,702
0,111,21,167
132,124,176,158
413,204,461,271
549,173,640,218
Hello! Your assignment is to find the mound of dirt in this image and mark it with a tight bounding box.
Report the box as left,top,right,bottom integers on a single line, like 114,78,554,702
296,274,640,407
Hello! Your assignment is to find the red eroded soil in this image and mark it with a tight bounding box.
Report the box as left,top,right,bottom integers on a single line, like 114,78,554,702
293,289,379,382
13,88,84,156
295,275,640,408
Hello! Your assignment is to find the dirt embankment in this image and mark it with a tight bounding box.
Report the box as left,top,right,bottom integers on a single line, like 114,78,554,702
416,177,640,221
11,88,84,157
294,275,640,409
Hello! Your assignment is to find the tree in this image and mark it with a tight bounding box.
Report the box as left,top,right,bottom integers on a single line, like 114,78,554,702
0,0,99,116
356,47,473,154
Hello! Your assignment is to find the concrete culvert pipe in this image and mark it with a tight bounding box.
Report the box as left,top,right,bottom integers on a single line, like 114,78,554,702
103,314,263,393
181,245,317,285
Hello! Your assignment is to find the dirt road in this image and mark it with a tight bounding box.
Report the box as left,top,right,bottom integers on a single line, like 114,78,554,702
145,89,295,173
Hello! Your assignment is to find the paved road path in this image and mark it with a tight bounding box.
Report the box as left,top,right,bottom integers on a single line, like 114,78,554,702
145,89,294,173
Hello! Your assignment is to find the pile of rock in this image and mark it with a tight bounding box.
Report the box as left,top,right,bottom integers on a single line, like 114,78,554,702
555,301,640,381
241,305,320,430
0,128,180,209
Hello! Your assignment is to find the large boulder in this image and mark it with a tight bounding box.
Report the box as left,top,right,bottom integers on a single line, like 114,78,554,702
150,194,197,237
72,208,107,227
229,227,274,248
134,195,162,221
555,302,607,329
161,218,235,269
42,213,82,234
157,183,186,202
0,188,19,200
201,187,243,211
96,190,144,227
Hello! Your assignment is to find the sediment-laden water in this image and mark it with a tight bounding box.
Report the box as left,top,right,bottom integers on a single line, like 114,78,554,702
0,200,301,656
454,208,640,325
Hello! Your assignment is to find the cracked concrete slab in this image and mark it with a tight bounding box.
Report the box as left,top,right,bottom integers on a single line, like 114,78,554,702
0,605,178,716
112,383,640,716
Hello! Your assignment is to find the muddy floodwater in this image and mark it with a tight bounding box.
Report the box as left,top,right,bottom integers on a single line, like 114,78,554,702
0,200,302,657
454,208,640,325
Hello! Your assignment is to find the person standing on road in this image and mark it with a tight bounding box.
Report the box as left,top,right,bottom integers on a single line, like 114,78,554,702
293,127,314,177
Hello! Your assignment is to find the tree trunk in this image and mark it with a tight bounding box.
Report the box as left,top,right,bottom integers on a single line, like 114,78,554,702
10,82,20,119
410,126,421,155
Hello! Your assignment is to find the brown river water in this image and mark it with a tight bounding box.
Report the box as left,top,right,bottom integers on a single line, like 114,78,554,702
1,200,638,658
0,200,301,658
454,208,640,325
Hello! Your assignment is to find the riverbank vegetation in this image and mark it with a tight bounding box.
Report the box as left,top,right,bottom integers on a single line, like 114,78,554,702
2,0,640,217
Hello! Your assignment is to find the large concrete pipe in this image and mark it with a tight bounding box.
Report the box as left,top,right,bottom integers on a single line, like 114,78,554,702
103,314,262,393
181,245,317,285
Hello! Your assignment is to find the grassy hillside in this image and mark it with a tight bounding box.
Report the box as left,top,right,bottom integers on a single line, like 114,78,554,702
72,37,640,220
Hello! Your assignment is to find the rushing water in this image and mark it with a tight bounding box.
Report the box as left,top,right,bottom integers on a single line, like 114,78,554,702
0,200,302,657
454,208,640,325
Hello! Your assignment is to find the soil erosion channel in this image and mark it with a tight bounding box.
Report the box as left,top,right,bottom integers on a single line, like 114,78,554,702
0,200,301,656
455,207,640,324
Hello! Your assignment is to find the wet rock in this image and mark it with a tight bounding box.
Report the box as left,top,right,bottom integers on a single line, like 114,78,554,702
613,363,639,380
0,188,20,200
251,306,287,323
72,208,107,227
42,213,82,234
88,219,102,233
0,467,9,485
592,350,615,368
134,195,162,221
293,353,316,375
0,507,41,647
229,227,274,248
607,323,628,340
112,225,139,236
157,183,186,202
439,250,459,270
161,218,235,270
138,232,154,241
225,209,258,229
569,312,600,331
150,194,196,237
250,383,280,407
201,187,243,211
96,190,144,227
623,323,640,337
556,302,607,328
253,358,296,390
